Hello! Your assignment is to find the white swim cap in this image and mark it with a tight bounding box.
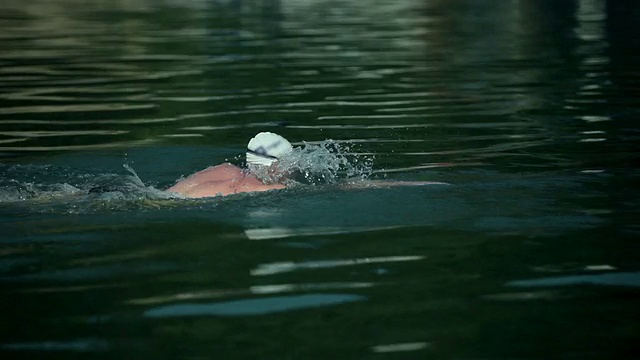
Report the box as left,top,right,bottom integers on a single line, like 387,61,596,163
246,132,293,166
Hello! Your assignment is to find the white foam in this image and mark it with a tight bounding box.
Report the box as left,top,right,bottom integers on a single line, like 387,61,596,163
249,140,374,185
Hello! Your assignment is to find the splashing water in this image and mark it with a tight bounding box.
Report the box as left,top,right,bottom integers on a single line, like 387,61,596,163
0,163,173,206
0,140,375,208
248,140,375,185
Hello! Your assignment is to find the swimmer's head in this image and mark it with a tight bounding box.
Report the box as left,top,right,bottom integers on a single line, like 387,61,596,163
246,132,293,167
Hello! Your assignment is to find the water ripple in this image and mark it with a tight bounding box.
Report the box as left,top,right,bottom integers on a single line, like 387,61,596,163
143,294,366,317
251,255,425,276
0,103,155,115
0,0,636,358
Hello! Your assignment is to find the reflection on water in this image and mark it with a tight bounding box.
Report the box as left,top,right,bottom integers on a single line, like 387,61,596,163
244,225,403,240
144,293,366,317
2,339,109,353
128,282,373,305
251,255,424,276
371,341,429,353
509,271,640,288
1,0,639,359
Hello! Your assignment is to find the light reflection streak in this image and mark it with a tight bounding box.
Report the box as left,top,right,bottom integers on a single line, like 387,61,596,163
481,290,562,301
580,169,604,173
0,103,155,115
152,94,252,102
161,134,204,138
0,130,128,137
4,94,151,102
317,112,514,120
1,339,109,352
181,122,283,131
318,114,426,120
256,90,309,96
0,138,27,144
287,124,436,129
375,105,444,112
0,139,155,151
20,283,129,294
143,294,365,317
0,110,307,127
244,226,404,240
325,91,436,100
508,272,640,288
127,282,374,305
371,162,475,174
371,342,429,353
251,255,425,276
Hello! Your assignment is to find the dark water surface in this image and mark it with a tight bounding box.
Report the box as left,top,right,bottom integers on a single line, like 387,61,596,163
1,0,639,359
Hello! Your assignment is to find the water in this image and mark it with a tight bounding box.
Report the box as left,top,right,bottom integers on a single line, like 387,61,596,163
1,0,639,358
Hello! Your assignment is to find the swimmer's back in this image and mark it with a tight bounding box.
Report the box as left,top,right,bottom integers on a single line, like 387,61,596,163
178,176,285,198
167,163,285,198
167,163,244,194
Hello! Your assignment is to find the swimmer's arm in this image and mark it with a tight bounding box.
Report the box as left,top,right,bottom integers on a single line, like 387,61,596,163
339,179,449,189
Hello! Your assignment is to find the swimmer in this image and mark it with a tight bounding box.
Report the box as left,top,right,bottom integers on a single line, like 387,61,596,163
167,132,447,198
166,132,293,198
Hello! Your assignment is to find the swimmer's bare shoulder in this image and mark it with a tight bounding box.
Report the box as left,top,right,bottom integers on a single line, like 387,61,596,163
188,163,244,182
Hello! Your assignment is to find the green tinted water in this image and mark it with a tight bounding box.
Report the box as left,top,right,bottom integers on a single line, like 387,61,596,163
1,0,639,359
